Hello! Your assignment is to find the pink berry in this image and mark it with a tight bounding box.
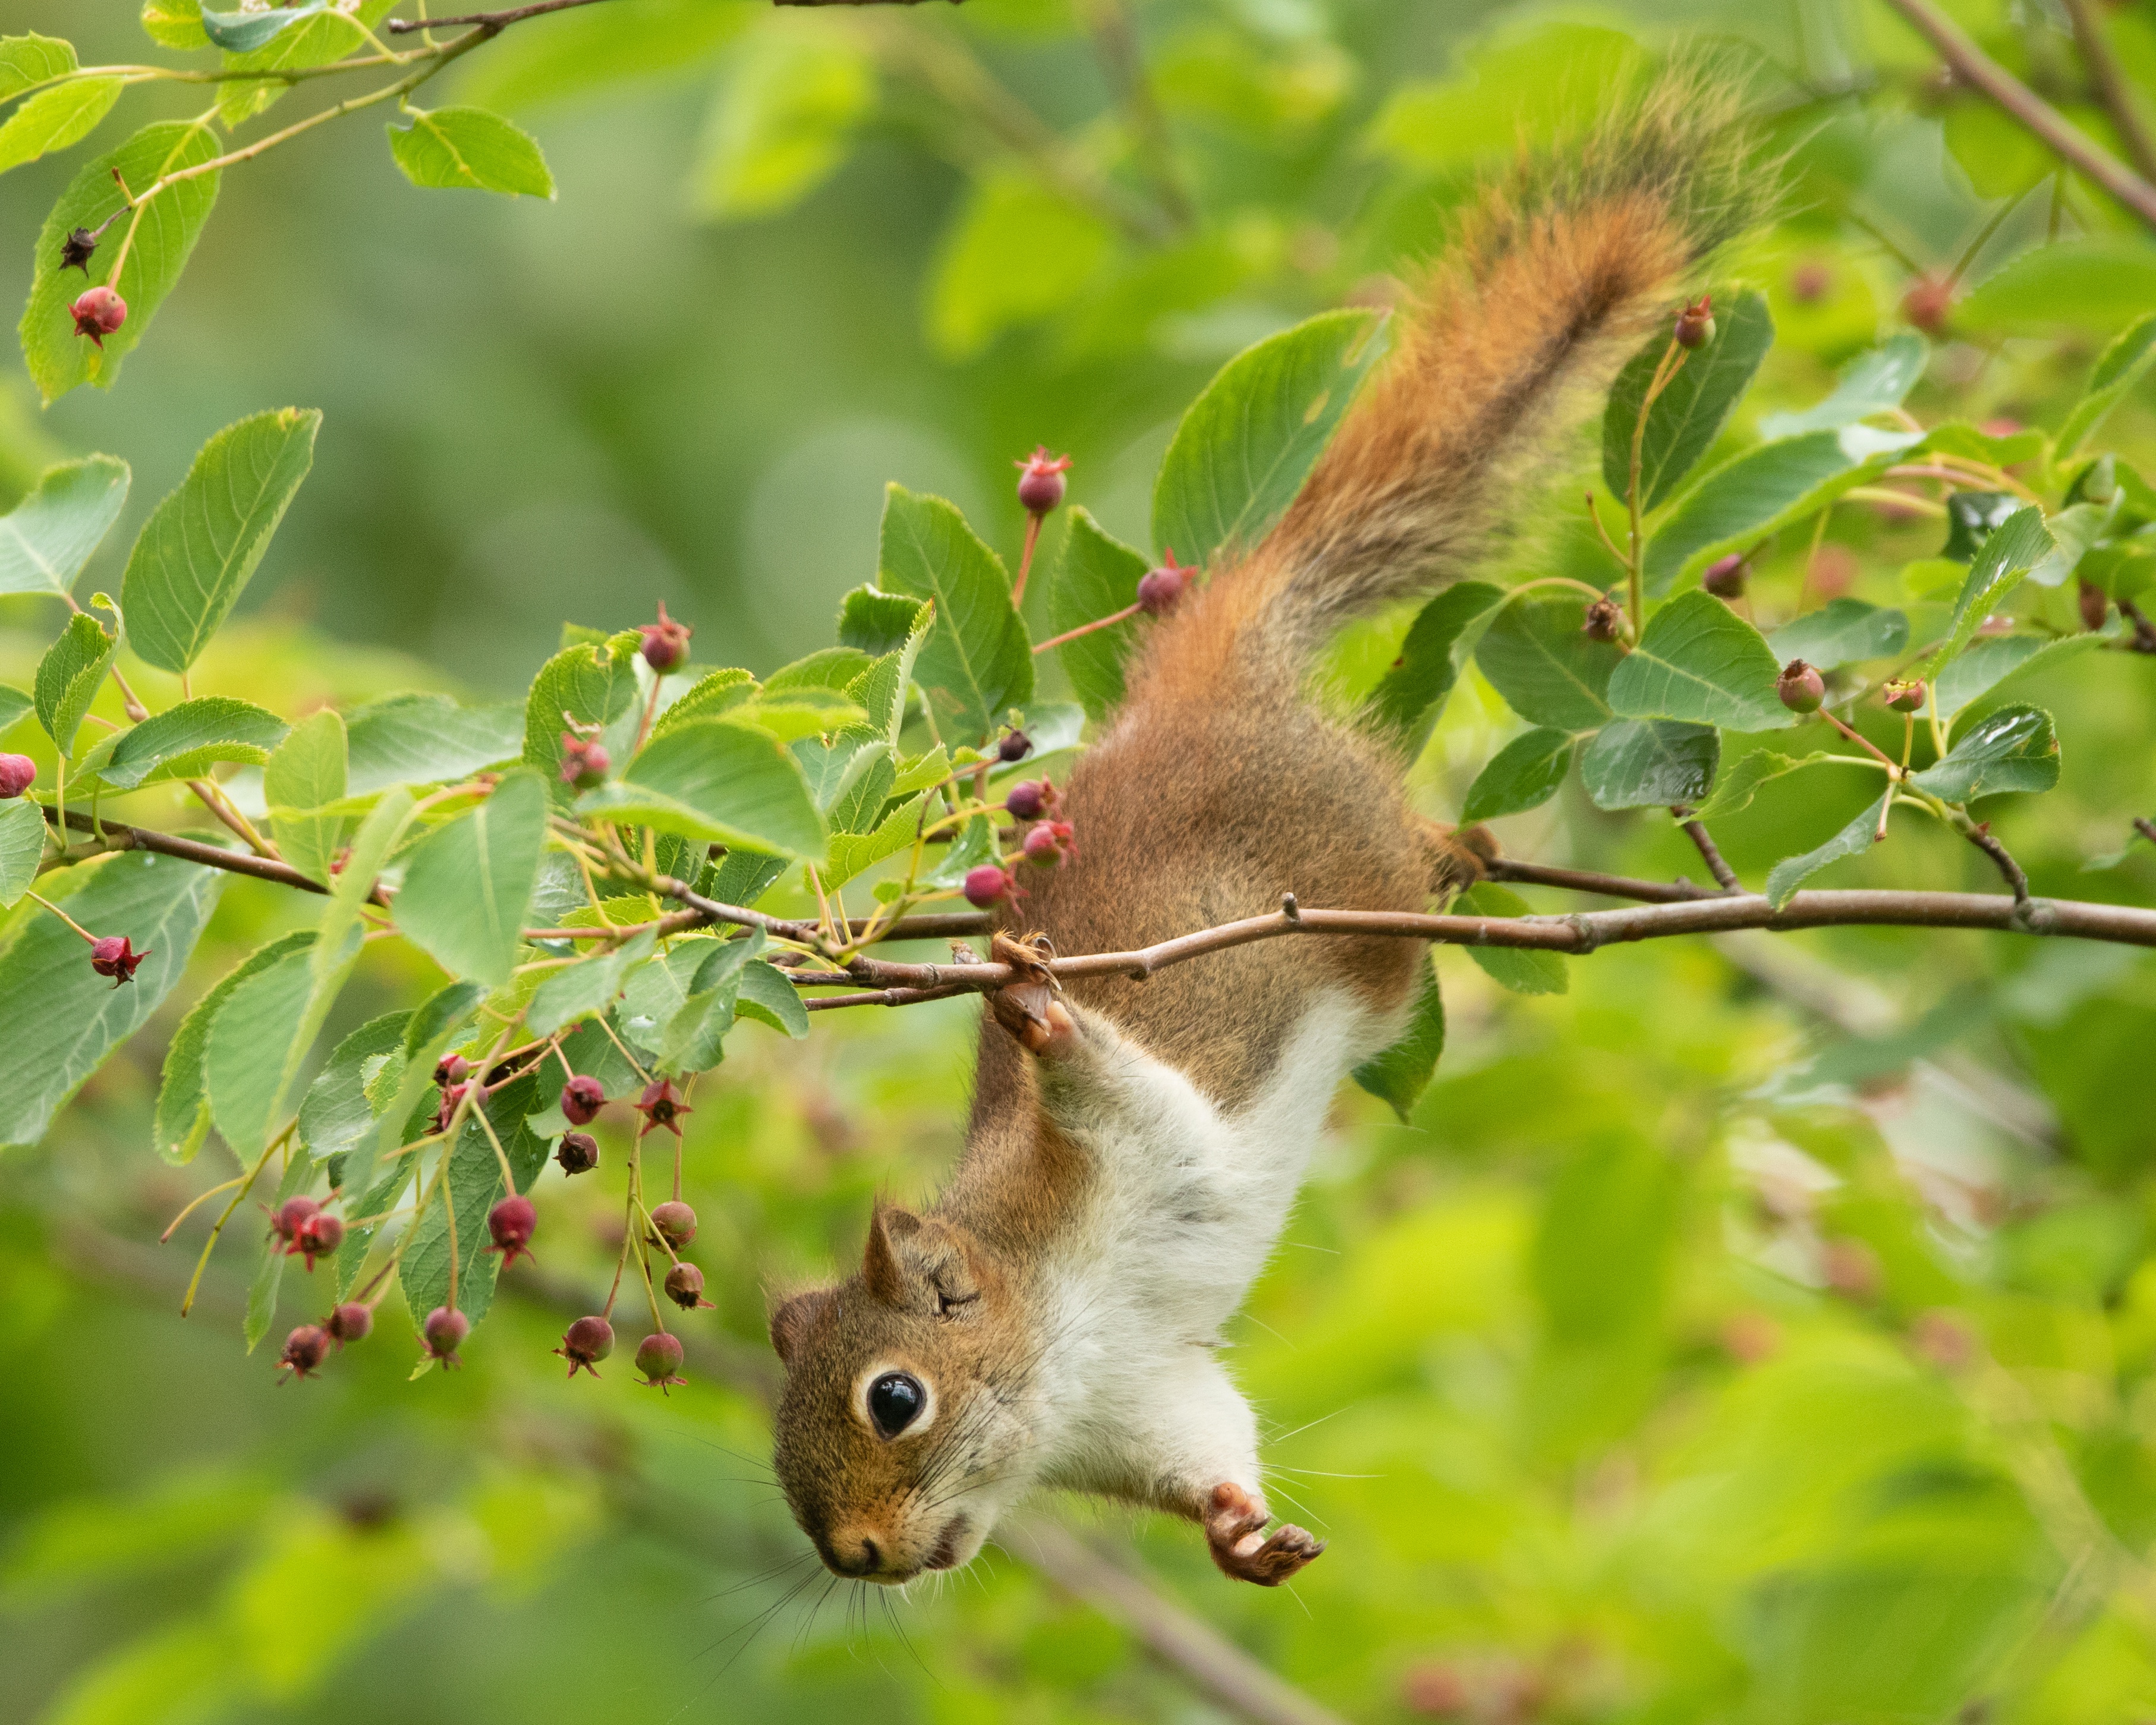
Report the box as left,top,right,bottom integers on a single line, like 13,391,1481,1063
325,1303,373,1348
68,285,126,348
665,1261,716,1311
486,1194,537,1267
1015,446,1072,515
435,1053,471,1088
270,1196,321,1248
555,1131,600,1176
0,755,34,799
89,934,148,986
556,1314,614,1378
1882,678,1927,714
647,1200,697,1249
1777,659,1825,714
964,864,1015,908
292,1210,344,1270
278,1325,329,1380
422,1305,470,1368
638,602,691,673
1903,276,1953,333
1021,820,1076,868
1004,780,1047,820
561,1075,606,1125
1136,550,1193,615
635,1331,686,1393
1673,292,1716,348
559,732,609,789
1702,553,1747,599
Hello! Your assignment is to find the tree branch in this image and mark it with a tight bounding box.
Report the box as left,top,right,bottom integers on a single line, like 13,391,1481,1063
386,0,616,33
1881,0,2156,233
1672,807,1742,892
2059,0,2156,185
40,807,389,905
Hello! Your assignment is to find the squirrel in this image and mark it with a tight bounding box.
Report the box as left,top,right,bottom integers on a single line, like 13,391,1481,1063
767,67,1764,1588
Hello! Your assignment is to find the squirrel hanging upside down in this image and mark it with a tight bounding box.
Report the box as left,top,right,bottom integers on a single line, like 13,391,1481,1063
767,67,1765,1587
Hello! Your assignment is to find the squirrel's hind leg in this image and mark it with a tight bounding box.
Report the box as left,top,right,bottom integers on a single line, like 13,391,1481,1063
1418,817,1496,902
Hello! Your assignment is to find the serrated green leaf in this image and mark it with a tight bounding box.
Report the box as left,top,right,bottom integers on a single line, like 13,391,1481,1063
298,1009,408,1170
265,707,348,884
1608,591,1794,732
2059,310,2156,458
1475,597,1619,731
825,789,926,888
398,1075,549,1325
196,934,317,1161
2026,502,2111,588
0,78,121,178
707,846,786,908
826,747,895,836
0,684,30,735
587,716,826,858
1364,580,1508,750
20,121,222,402
1456,883,1566,996
523,632,641,802
1350,959,1443,1120
527,927,658,1036
1047,508,1148,722
33,610,115,756
89,697,288,791
1934,632,2107,722
0,798,46,909
1911,704,2060,803
388,106,556,198
1,34,77,99
1580,719,1718,811
119,408,320,675
394,769,547,987
215,0,391,125
1765,790,1890,908
1686,748,1832,823
694,23,874,220
139,4,208,50
737,958,809,1038
0,456,128,596
347,692,522,795
1925,508,2054,675
1766,599,1909,671
877,484,1031,747
836,585,929,657
1603,289,1773,512
653,668,758,741
850,610,931,748
1759,332,1928,439
659,932,763,1074
1461,728,1573,823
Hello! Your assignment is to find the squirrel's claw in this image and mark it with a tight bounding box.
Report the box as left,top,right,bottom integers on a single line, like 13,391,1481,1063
1203,1481,1326,1587
987,931,1074,1056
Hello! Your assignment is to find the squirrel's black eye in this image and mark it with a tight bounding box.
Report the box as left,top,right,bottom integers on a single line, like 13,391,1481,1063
867,1371,925,1438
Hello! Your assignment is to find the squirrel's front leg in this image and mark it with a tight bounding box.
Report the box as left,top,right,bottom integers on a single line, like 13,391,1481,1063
1144,1357,1326,1588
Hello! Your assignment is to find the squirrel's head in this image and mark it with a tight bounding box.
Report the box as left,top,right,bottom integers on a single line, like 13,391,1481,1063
768,1205,1031,1584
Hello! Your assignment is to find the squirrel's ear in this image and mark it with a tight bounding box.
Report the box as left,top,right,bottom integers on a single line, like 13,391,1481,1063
862,1205,918,1305
864,1207,980,1310
769,1288,832,1366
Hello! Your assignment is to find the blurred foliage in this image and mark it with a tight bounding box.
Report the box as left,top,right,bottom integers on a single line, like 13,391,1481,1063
4,1,2156,1723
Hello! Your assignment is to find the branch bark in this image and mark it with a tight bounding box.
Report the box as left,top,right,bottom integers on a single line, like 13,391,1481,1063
40,806,391,905
2059,0,2156,185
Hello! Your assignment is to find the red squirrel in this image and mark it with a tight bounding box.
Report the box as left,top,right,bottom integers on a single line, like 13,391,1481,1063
768,69,1762,1588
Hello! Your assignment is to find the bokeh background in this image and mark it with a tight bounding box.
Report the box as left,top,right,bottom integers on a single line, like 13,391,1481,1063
4,1,2156,1721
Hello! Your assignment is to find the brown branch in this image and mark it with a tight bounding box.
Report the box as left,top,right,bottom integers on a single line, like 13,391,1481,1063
1482,855,1723,904
1963,824,2031,904
2133,817,2156,849
40,807,390,905
1881,0,2156,232
386,0,615,33
2060,0,2156,185
1672,807,1742,892
2119,599,2156,654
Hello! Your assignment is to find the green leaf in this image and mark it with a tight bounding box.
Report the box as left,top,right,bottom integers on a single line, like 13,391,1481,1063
316,787,413,1008
1047,509,1149,722
0,683,30,735
2060,311,2156,459
213,0,391,126
737,958,809,1038
523,632,642,801
1925,507,2054,674
338,977,477,1210
1765,790,1890,908
119,408,320,675
0,78,121,178
199,3,334,52
1758,333,1928,439
1607,591,1795,732
394,769,548,987
1579,719,1719,811
1765,599,1909,671
1,34,77,98
21,121,223,402
0,456,129,597
347,692,521,795
1686,748,1832,823
1940,490,2020,563
1934,632,2108,722
1461,728,1574,823
587,716,827,858
265,707,348,884
1351,959,1443,1120
876,484,1032,745
0,850,222,1148
34,610,115,756
693,23,875,220
527,928,658,1036
297,1009,408,1170
707,845,785,908
388,106,556,199
139,4,209,51
1455,883,1566,996
824,789,927,888
928,171,1112,360
1601,289,1773,512
1152,307,1390,567
398,1076,550,1324
199,935,320,1161
1909,704,2060,803
0,798,45,909
849,613,931,748
836,585,929,658
89,697,288,791
1960,238,2156,333
653,668,758,741
659,932,763,1074
1474,596,1619,731
1363,580,1507,751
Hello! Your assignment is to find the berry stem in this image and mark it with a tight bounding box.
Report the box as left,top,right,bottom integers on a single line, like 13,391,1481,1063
23,890,98,945
1626,336,1688,633
180,1119,294,1317
158,1175,245,1244
1012,511,1044,608
1033,600,1144,653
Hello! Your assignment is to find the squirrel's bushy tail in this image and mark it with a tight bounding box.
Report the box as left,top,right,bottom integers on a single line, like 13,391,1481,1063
1136,63,1767,690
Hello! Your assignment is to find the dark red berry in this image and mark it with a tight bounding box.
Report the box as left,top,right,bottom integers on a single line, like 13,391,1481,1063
1903,275,1953,333
964,864,1017,908
635,1330,687,1393
293,1210,344,1269
559,732,609,789
1015,446,1072,515
1778,659,1825,714
278,1324,329,1380
561,1075,606,1126
665,1261,716,1311
269,1195,321,1248
1702,552,1747,599
1673,292,1716,348
996,728,1033,764
89,934,149,986
325,1302,373,1348
69,285,126,348
556,1314,614,1378
1021,820,1076,868
1003,779,1049,821
435,1053,471,1088
635,1078,690,1139
555,1131,600,1176
0,754,34,799
1883,678,1927,714
2079,579,2110,633
1581,597,1623,643
60,227,96,274
638,602,692,673
422,1305,469,1368
647,1200,697,1249
1136,549,1192,615
486,1194,537,1268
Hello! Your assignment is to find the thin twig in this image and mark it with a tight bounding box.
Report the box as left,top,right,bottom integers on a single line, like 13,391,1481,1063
387,0,613,32
39,807,390,905
1672,807,1742,892
2059,0,2156,185
1963,824,2032,904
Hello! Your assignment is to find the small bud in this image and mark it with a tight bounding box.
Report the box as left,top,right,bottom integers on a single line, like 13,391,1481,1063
665,1261,717,1311
638,601,691,673
556,1314,614,1378
278,1325,330,1380
555,1130,600,1176
561,1075,606,1126
634,1078,691,1139
1702,552,1747,599
269,1195,321,1248
1789,260,1831,303
1136,549,1193,615
963,864,1019,908
1902,275,1953,333
68,285,127,349
60,226,97,274
422,1305,470,1368
2079,579,2110,633
558,732,609,789
1014,446,1072,515
435,1053,471,1089
1581,597,1623,643
1673,292,1716,348
89,934,149,987
1882,678,1927,713
486,1194,537,1268
293,1210,344,1270
996,728,1033,764
1021,820,1077,868
0,754,34,799
325,1302,373,1348
1777,659,1825,714
647,1200,697,1250
635,1330,687,1393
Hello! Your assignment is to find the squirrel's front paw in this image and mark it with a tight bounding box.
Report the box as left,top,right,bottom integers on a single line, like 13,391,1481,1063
987,931,1078,1057
1204,1481,1325,1587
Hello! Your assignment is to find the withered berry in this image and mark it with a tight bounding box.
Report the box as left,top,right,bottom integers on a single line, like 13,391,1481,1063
556,1131,600,1176
1021,820,1076,868
561,1075,606,1125
556,1314,614,1378
487,1194,537,1268
60,226,97,274
1702,552,1747,599
638,602,692,673
996,728,1033,764
1777,659,1825,714
634,1078,690,1139
2079,579,2110,633
278,1325,330,1380
89,934,149,986
1883,678,1927,714
964,864,1018,908
1136,550,1192,616
648,1200,697,1249
665,1261,716,1311
1015,446,1072,515
1581,597,1623,643
422,1305,470,1368
559,732,609,789
1673,292,1716,348
0,754,35,798
435,1054,471,1089
69,285,126,348
293,1210,344,1270
325,1302,373,1348
635,1330,687,1393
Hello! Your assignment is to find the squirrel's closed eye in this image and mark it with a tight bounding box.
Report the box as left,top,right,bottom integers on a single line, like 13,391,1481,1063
867,1371,926,1438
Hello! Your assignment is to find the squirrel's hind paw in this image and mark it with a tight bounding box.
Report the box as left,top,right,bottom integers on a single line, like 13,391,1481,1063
987,930,1077,1056
1204,1481,1326,1587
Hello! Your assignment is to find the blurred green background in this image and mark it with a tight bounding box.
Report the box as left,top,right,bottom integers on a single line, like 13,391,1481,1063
5,1,2156,1721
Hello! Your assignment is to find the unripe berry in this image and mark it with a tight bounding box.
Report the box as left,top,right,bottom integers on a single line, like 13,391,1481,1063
1777,659,1825,714
561,1075,606,1125
648,1200,697,1249
635,1330,687,1392
435,1053,471,1088
89,934,149,986
486,1194,537,1267
638,602,691,673
1673,292,1716,348
559,732,609,789
1004,780,1047,820
555,1131,600,1176
1821,1237,1881,1301
325,1302,373,1348
1581,597,1623,643
1136,550,1192,616
1882,678,1927,714
1021,820,1076,868
1702,552,1747,599
278,1325,329,1380
665,1261,717,1310
1902,275,1953,333
422,1305,470,1368
2079,579,2110,632
1014,446,1072,515
556,1314,614,1378
0,754,34,799
996,728,1032,764
69,285,126,348
293,1210,344,1269
964,864,1016,908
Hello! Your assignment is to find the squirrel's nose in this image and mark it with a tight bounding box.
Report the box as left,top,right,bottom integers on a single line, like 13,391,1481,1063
827,1527,883,1576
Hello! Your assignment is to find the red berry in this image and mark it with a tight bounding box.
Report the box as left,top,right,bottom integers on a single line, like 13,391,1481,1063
964,864,1016,908
1822,1238,1881,1301
2079,579,2110,632
1673,292,1716,348
432,1079,472,1137
0,755,34,799
635,1330,687,1393
1015,446,1072,515
68,285,126,348
1902,275,1953,333
1581,597,1623,643
556,1314,614,1378
634,1078,690,1139
486,1194,537,1267
559,732,609,789
555,1131,600,1176
638,602,692,673
1021,820,1076,868
325,1302,373,1348
1777,659,1825,714
292,1210,344,1269
278,1325,329,1380
647,1200,697,1249
1003,779,1047,821
1882,678,1927,714
435,1053,471,1088
1136,549,1193,616
89,934,149,986
1702,552,1747,598
561,1075,606,1126
422,1305,470,1368
665,1261,716,1310
270,1195,321,1248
